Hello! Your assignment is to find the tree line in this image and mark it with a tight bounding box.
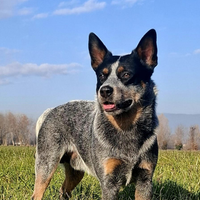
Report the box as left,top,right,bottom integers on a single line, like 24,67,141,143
157,114,200,150
0,112,35,146
0,112,200,150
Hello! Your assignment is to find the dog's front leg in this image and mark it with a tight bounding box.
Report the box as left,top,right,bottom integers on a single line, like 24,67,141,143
100,158,125,200
134,161,155,200
101,179,121,200
135,177,153,200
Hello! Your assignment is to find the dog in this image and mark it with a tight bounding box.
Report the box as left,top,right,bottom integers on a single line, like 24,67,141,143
32,29,159,200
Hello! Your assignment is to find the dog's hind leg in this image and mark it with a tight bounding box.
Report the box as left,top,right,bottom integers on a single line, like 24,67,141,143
31,152,60,200
60,162,84,199
32,135,65,200
31,167,58,200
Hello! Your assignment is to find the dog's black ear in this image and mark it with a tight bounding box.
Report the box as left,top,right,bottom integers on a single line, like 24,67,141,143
88,33,111,70
135,29,158,68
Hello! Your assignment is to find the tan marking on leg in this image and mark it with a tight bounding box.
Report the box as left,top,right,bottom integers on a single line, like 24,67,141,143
60,163,84,198
103,158,122,175
135,189,147,200
139,161,153,172
106,106,142,131
32,164,58,200
32,175,47,200
71,151,77,160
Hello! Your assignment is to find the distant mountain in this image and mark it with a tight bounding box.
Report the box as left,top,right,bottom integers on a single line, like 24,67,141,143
159,113,200,133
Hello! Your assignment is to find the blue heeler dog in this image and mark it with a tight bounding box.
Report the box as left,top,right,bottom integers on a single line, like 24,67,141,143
32,29,159,200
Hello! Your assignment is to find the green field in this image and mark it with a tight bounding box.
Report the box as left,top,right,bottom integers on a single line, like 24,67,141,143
0,146,200,200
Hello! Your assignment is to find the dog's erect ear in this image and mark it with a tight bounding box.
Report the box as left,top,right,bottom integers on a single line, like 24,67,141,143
135,29,158,68
88,33,111,70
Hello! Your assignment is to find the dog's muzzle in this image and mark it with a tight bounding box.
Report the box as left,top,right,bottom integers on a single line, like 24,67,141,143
100,85,133,113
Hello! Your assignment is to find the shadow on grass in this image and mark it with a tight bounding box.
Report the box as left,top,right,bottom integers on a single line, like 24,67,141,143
118,180,200,200
45,179,200,200
152,180,200,200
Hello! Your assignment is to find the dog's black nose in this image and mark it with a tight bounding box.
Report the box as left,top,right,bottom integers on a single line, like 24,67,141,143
100,86,113,98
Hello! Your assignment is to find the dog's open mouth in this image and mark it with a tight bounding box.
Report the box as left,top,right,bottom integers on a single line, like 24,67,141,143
103,100,133,112
103,102,117,112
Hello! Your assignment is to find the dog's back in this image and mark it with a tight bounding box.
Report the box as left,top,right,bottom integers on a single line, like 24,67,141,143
35,101,98,173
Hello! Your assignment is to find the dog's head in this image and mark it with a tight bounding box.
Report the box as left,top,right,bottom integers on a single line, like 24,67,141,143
88,29,158,116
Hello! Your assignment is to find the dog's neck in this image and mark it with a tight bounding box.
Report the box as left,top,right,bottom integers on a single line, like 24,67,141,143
105,105,143,131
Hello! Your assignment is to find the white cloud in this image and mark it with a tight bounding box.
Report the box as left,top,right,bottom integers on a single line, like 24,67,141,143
32,13,49,20
0,79,10,85
194,49,200,55
58,0,79,8
18,7,33,16
0,47,20,55
111,0,142,7
0,62,81,83
0,0,28,19
53,0,106,15
0,47,21,65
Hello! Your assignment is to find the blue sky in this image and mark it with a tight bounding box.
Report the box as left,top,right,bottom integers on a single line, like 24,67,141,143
0,0,200,119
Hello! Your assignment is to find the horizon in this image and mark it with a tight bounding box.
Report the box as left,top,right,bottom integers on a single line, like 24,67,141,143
0,0,200,119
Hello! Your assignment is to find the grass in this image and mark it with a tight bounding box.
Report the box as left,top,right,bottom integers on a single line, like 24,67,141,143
0,146,200,200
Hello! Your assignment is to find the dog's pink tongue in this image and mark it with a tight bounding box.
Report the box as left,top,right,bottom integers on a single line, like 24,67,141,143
103,104,115,110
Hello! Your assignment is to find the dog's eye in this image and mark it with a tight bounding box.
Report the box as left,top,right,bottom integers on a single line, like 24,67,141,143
122,72,130,79
99,73,106,82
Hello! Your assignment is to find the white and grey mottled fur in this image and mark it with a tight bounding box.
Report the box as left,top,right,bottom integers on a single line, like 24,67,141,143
32,29,159,200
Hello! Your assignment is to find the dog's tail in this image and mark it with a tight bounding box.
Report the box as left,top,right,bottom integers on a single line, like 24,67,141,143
36,108,53,138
